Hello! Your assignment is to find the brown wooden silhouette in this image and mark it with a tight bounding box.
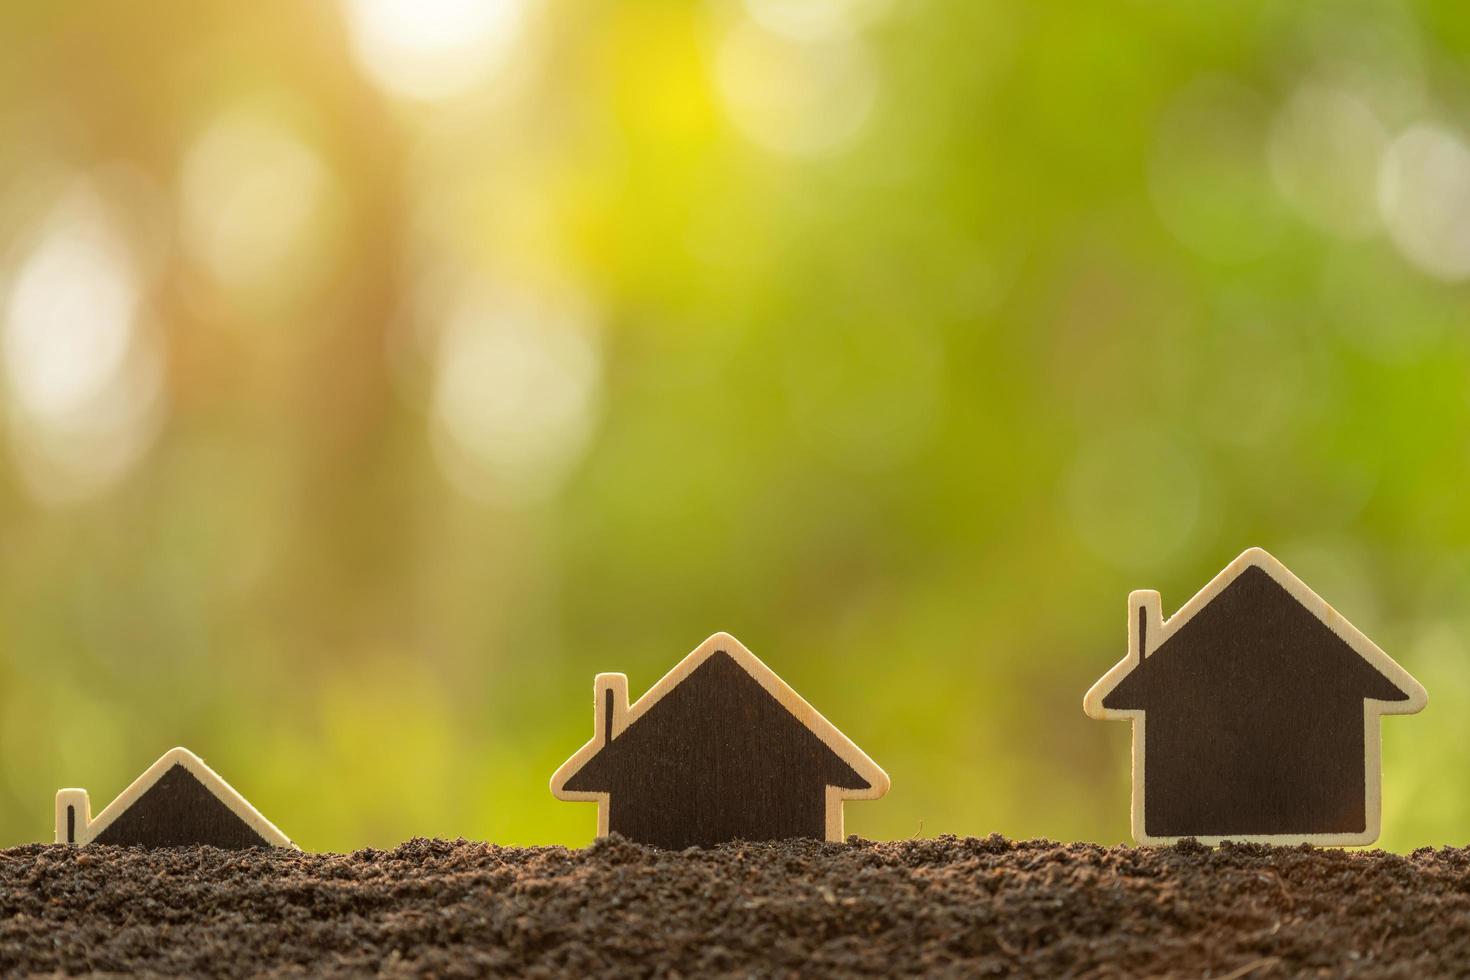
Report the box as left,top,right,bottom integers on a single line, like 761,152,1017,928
550,633,889,849
89,764,272,848
56,747,294,849
1084,548,1427,845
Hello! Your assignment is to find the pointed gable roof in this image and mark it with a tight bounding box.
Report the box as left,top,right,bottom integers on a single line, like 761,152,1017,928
66,747,294,849
550,632,889,838
1083,548,1428,845
1085,548,1427,719
561,649,873,793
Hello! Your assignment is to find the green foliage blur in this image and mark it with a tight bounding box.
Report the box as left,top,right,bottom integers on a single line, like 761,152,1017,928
0,0,1467,852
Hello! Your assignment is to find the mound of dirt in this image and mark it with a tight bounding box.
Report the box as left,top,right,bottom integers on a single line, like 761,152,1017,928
0,835,1465,977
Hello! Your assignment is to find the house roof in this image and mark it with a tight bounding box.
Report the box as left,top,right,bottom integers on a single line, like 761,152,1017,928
1084,547,1428,719
550,632,889,803
76,747,294,848
560,650,874,794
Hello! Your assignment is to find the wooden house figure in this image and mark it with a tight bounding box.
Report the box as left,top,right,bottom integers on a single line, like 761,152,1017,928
1084,548,1427,845
550,632,889,849
56,747,294,849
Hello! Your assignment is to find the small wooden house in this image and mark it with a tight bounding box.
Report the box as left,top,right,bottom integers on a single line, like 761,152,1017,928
551,632,889,849
56,747,294,849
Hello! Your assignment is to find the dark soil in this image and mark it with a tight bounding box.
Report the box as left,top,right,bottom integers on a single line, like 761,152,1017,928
0,835,1465,978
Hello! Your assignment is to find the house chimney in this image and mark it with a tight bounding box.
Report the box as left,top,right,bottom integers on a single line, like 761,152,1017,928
594,673,629,746
54,789,91,845
1129,590,1164,661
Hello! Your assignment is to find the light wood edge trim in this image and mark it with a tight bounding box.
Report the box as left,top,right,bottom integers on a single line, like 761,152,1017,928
550,632,890,843
1082,547,1426,847
56,746,297,849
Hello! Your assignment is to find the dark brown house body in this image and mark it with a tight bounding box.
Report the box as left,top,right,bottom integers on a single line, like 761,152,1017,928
552,633,889,849
1104,565,1408,838
88,763,276,848
56,747,295,849
1085,549,1426,845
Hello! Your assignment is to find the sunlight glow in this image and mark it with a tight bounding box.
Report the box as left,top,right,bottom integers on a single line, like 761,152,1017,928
180,108,330,295
342,0,526,101
715,17,878,158
1268,82,1386,240
1378,123,1470,281
742,0,889,41
2,186,165,506
430,287,602,506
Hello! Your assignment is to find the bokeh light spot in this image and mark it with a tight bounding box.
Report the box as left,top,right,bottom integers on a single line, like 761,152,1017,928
715,16,878,157
742,0,889,41
1378,123,1470,282
1268,82,1386,240
430,287,602,506
341,0,526,101
1,185,165,506
180,108,331,297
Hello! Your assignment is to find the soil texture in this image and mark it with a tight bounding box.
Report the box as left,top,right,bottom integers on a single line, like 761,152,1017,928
0,835,1464,977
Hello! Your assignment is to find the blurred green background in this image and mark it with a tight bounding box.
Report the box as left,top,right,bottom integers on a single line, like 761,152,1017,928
0,0,1467,852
